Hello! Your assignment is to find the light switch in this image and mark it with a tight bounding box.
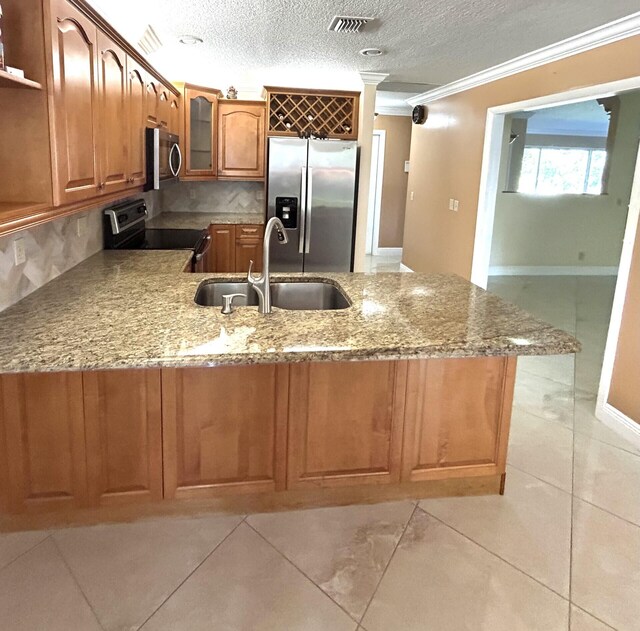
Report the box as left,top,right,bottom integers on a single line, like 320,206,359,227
449,198,454,210
404,161,410,173
410,191,415,201
13,238,26,266
453,200,459,211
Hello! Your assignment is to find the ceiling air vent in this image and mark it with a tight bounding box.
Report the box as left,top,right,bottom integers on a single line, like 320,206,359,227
138,26,163,55
328,16,375,34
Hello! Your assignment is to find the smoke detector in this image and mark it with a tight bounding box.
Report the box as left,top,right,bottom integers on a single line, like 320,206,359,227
328,16,375,33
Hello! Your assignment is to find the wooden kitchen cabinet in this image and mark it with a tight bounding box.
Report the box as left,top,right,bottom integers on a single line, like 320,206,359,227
47,0,102,205
146,78,160,127
158,89,171,129
0,372,88,513
217,100,266,180
83,370,163,506
184,85,221,179
287,361,407,489
169,96,181,136
235,239,263,274
96,31,129,195
126,58,147,188
208,225,236,272
162,366,288,498
401,357,516,482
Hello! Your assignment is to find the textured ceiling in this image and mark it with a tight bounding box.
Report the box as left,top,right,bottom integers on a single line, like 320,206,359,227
88,0,639,92
523,100,612,137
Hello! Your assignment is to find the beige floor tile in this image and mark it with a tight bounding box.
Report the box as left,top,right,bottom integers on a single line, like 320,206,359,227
513,371,575,428
572,499,640,631
574,397,640,456
570,606,615,631
0,529,50,570
508,408,574,492
247,501,414,619
362,509,569,631
518,354,575,387
419,466,571,597
54,513,243,631
573,433,640,526
143,522,357,631
0,539,101,631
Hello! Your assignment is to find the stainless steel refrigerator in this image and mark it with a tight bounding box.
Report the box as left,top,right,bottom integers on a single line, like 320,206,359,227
267,137,358,272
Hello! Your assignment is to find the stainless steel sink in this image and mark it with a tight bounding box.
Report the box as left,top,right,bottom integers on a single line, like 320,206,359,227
194,280,351,311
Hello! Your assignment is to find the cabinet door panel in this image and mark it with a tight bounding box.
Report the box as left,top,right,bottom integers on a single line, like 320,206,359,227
401,357,516,482
48,0,101,205
184,87,218,178
218,102,265,179
169,97,181,136
146,79,159,127
235,239,262,274
288,361,406,488
97,32,128,195
208,225,235,272
158,89,170,129
83,370,163,506
127,60,146,187
0,373,87,513
162,365,288,498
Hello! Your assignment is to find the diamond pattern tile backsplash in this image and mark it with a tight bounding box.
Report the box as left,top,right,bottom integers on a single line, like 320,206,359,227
160,181,264,214
0,191,159,313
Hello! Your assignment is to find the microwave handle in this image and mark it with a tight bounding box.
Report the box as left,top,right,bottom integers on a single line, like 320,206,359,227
169,143,182,177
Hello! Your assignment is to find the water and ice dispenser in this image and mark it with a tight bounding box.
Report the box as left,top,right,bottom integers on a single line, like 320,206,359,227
275,197,298,229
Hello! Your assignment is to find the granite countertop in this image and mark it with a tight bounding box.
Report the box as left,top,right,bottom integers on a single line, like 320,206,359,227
146,211,265,230
0,251,580,373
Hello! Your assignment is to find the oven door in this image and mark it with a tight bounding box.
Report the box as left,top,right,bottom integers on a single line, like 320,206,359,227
145,128,182,190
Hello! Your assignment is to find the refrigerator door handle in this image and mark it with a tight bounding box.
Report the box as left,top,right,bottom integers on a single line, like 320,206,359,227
299,166,307,254
305,167,313,254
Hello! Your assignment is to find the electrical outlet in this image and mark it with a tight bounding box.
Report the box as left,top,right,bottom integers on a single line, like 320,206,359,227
76,216,87,237
13,238,26,266
453,200,459,212
410,191,415,201
449,198,454,210
189,188,197,200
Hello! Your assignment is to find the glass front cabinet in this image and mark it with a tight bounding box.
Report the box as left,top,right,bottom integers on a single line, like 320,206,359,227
183,85,221,179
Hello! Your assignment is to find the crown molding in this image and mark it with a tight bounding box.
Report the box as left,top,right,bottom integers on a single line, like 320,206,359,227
375,105,412,116
360,72,389,86
408,11,640,106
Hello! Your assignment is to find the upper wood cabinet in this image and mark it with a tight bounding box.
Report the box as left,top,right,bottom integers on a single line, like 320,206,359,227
217,100,266,180
146,78,160,127
158,89,171,129
47,0,102,205
169,95,181,136
183,85,220,179
126,59,147,188
96,31,129,195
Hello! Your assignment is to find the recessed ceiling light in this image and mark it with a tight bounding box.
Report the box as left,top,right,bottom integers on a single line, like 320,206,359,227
179,35,203,45
359,48,383,57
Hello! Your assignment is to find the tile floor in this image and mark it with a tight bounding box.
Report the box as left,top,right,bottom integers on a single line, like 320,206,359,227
2,274,639,630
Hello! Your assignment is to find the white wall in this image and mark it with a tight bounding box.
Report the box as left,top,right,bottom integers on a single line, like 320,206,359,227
490,91,640,271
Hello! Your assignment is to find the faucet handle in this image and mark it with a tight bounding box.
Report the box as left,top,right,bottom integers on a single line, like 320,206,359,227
221,293,245,315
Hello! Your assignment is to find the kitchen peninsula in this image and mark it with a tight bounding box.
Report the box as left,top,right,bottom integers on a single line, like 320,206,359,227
0,250,579,528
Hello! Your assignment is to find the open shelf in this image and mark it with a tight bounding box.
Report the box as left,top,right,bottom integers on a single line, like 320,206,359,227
0,69,43,90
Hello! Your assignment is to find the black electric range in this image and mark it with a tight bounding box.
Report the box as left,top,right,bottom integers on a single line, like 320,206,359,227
103,199,211,270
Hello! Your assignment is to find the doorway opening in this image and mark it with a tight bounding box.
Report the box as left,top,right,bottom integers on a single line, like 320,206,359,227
366,129,386,256
471,78,640,441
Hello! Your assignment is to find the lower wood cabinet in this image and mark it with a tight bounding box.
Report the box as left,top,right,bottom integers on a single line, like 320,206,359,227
287,361,407,489
206,224,264,273
161,366,288,498
401,357,516,481
83,370,163,506
0,372,88,513
0,357,516,516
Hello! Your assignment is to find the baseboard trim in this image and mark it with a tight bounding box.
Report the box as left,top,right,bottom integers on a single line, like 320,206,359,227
489,265,618,276
596,402,640,441
373,247,403,256
400,263,414,273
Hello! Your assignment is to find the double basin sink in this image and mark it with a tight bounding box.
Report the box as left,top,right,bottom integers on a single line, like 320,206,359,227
195,279,351,311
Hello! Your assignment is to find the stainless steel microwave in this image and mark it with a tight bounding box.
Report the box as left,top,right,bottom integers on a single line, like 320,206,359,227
144,128,181,190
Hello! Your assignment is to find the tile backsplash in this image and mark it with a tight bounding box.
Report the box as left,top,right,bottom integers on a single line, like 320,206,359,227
0,191,159,312
160,181,264,215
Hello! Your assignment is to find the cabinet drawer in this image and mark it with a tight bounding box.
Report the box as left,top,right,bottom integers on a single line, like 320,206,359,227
236,225,263,240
